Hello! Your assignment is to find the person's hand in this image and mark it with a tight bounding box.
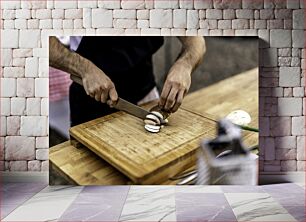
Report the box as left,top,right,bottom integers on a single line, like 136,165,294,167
82,62,118,106
159,61,192,113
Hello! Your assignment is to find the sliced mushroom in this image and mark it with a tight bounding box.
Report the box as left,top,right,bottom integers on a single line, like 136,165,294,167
150,105,171,119
151,111,169,125
145,114,161,125
144,109,170,133
145,124,160,133
144,119,158,126
151,111,164,120
226,110,251,126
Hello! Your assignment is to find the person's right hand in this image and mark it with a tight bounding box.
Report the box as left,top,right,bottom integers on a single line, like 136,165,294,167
81,62,118,106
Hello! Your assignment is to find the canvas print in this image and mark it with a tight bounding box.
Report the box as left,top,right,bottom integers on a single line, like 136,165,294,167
48,36,258,185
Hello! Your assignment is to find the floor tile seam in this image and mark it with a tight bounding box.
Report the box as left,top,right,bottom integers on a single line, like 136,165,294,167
118,185,132,221
223,192,244,222
2,186,84,221
1,186,49,220
268,193,305,210
225,192,299,222
55,186,86,221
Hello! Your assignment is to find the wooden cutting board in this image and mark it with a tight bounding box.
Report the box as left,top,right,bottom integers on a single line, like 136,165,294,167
50,129,257,186
49,141,183,185
70,107,217,184
49,141,131,185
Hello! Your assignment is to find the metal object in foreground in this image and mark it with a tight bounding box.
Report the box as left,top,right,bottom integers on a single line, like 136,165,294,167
196,118,258,185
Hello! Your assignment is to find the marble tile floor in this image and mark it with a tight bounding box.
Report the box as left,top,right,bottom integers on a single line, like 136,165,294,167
0,183,304,222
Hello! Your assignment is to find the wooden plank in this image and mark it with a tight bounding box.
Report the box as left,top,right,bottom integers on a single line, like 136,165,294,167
49,141,131,185
50,136,256,185
183,68,258,128
70,107,217,184
50,124,256,185
50,129,256,186
49,141,182,185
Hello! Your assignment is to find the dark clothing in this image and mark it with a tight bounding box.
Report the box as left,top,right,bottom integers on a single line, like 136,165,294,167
69,37,164,126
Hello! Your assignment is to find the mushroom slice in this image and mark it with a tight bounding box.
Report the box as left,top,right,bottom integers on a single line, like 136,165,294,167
151,111,164,120
149,105,171,119
144,119,158,126
151,111,169,125
145,114,161,125
226,110,251,126
145,124,160,133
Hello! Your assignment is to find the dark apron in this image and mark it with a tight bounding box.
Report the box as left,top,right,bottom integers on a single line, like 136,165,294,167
69,37,164,126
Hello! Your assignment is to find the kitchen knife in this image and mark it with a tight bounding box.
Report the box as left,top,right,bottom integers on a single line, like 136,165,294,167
70,74,150,120
114,97,150,120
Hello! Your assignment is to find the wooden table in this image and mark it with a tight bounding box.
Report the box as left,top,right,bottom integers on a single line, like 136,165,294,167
50,68,258,185
183,68,258,129
183,68,258,149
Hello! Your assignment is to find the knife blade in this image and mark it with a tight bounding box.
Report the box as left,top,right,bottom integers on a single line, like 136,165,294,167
114,97,150,120
70,74,150,120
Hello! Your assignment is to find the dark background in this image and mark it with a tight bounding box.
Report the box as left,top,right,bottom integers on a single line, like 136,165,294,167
153,37,258,93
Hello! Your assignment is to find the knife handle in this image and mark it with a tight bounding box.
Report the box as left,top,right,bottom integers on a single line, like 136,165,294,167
70,73,120,107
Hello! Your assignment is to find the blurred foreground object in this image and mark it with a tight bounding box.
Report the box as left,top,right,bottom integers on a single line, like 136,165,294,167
197,119,258,185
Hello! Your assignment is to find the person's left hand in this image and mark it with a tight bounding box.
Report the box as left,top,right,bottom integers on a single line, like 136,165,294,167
159,61,192,113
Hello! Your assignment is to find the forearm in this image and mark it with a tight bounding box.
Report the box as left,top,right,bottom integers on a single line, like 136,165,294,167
49,36,90,78
49,37,118,103
176,36,206,73
159,37,205,112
